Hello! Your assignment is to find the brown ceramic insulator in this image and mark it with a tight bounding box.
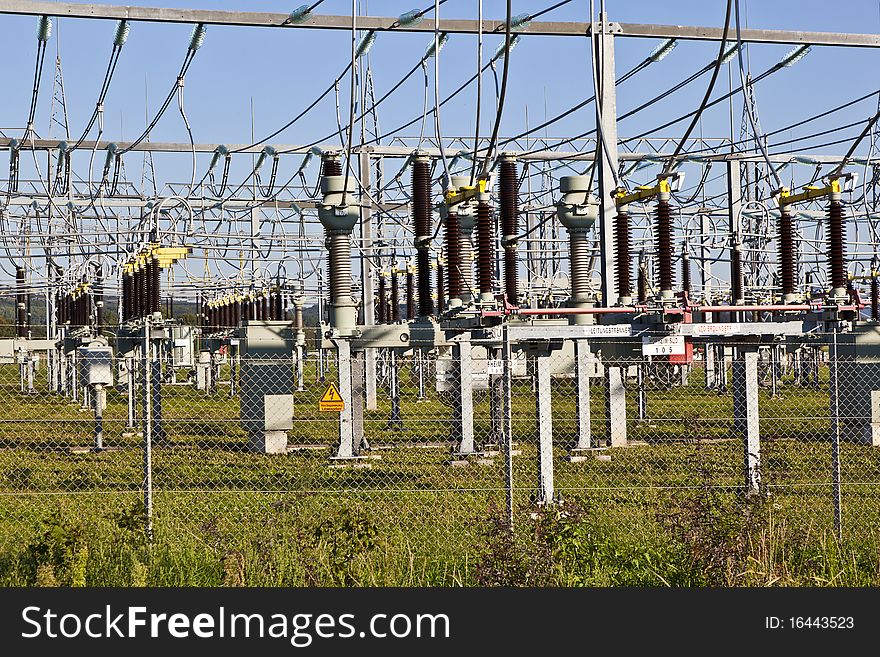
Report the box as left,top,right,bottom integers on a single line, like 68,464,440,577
273,292,283,320
149,257,161,314
499,157,519,304
391,271,400,322
614,210,631,299
872,275,879,321
322,156,342,178
377,275,387,324
437,261,445,313
655,200,674,293
85,293,93,329
406,270,415,320
445,211,463,300
778,208,796,297
412,158,433,316
137,264,147,318
476,199,494,296
681,249,691,295
122,271,131,321
731,243,743,304
261,296,269,320
637,261,648,304
827,199,846,291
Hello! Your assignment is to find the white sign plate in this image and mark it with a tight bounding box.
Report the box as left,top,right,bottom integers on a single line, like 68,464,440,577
642,334,686,356
486,359,504,375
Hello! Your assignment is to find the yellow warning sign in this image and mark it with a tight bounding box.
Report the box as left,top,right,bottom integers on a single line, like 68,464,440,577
319,382,345,412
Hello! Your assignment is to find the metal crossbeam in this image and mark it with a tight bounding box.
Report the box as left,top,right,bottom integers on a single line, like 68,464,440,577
0,137,860,164
1,1,880,47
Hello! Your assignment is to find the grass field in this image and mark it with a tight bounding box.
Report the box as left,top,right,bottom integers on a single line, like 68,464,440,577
1,355,880,586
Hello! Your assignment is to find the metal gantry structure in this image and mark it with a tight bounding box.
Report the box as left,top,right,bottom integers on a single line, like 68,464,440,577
2,0,880,515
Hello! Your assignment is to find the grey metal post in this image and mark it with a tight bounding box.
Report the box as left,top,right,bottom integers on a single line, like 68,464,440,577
503,326,514,526
93,383,104,451
637,361,648,422
733,348,761,495
387,349,403,429
595,12,620,307
491,348,505,446
605,364,628,447
151,348,164,443
351,350,366,452
830,328,843,540
71,353,79,403
142,321,153,541
704,343,716,389
359,149,379,411
295,345,305,392
127,356,136,428
535,354,554,504
417,349,426,399
574,339,592,450
27,355,35,393
454,336,475,454
332,338,356,458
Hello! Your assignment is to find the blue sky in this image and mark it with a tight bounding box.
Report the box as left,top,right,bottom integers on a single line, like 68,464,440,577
1,0,879,188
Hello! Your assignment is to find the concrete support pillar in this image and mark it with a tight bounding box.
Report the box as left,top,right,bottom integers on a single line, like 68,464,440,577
332,339,356,459
454,338,476,454
351,350,366,452
387,350,404,430
605,365,628,447
535,354,554,504
574,340,592,450
733,349,761,495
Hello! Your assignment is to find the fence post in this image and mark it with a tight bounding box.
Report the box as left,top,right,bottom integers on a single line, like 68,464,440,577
733,347,761,496
142,321,154,541
830,327,843,540
503,326,514,527
535,352,554,504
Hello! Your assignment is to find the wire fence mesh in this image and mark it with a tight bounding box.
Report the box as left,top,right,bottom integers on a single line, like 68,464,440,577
1,334,880,584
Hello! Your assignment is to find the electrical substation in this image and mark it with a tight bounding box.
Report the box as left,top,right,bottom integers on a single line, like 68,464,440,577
2,0,880,564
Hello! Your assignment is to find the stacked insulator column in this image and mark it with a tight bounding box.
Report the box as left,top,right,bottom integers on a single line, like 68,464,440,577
499,153,519,306
731,238,744,306
655,195,674,300
681,244,691,296
272,288,283,320
872,272,879,321
556,175,596,323
15,266,27,338
406,264,415,320
476,192,494,302
317,152,360,333
778,207,797,302
412,153,433,316
377,273,388,324
436,258,445,313
444,209,463,307
827,194,847,299
614,208,632,303
122,268,132,322
137,259,147,318
391,267,400,322
95,268,104,334
637,253,648,304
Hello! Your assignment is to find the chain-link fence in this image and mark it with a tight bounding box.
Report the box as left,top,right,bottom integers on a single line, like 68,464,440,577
1,335,879,584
